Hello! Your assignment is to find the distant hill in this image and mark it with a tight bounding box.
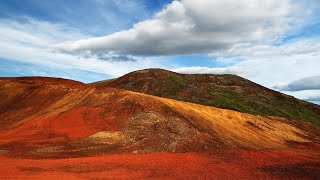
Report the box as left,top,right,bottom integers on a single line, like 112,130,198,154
92,69,320,126
1,76,320,178
0,76,319,156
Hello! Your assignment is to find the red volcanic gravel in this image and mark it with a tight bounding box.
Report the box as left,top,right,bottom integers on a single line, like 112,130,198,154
1,149,319,179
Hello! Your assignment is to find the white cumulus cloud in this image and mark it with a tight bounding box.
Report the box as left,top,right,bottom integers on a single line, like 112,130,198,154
274,75,320,91
54,0,299,57
172,66,245,75
0,18,165,80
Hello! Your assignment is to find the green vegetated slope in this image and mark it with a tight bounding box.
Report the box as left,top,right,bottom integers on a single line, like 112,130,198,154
92,69,320,126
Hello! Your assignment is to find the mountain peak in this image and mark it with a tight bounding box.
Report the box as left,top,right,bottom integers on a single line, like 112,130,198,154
93,69,320,126
1,75,320,179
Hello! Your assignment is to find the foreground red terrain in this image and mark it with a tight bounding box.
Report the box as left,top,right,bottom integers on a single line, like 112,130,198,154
1,148,320,179
0,77,320,179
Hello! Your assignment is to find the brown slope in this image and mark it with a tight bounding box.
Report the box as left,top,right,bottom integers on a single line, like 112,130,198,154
0,77,319,158
92,68,320,126
0,77,86,129
1,77,320,179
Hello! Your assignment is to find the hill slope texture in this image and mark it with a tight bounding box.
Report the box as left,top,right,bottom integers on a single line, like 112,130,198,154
93,69,320,126
0,76,319,178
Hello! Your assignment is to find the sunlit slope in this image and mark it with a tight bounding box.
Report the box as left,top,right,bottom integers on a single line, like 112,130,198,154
0,77,319,156
93,69,320,126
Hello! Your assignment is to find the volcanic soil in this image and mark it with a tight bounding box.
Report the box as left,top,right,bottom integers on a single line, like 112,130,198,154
0,76,319,179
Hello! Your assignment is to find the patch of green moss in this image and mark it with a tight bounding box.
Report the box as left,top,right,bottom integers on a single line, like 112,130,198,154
271,102,320,126
166,74,187,95
209,88,320,126
168,74,187,86
210,89,258,114
167,84,180,95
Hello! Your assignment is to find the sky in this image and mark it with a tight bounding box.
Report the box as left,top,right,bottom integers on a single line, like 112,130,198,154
0,0,320,104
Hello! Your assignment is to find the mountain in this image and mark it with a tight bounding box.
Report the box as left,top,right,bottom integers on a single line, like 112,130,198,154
0,76,320,178
2,76,319,153
93,68,320,126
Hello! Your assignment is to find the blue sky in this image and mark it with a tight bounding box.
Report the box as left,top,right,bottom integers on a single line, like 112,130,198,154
0,0,320,104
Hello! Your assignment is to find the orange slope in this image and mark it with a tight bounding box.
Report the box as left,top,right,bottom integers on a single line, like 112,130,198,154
1,77,320,179
0,77,319,154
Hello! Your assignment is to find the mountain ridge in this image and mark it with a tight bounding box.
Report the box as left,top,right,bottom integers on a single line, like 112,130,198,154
1,75,320,178
92,68,320,126
1,76,319,154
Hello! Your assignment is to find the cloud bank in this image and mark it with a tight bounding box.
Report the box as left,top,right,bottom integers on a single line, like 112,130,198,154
0,18,165,81
172,66,245,75
55,0,298,57
274,76,320,91
305,96,320,102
